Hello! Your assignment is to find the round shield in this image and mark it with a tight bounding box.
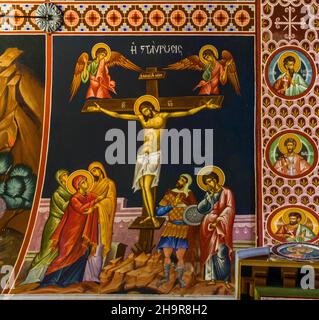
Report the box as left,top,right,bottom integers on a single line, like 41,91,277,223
183,205,205,226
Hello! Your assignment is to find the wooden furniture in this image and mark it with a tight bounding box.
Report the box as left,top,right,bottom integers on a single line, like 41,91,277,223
237,256,319,300
254,287,319,300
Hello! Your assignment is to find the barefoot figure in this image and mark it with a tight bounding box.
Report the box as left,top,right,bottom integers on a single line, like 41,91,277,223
89,95,219,228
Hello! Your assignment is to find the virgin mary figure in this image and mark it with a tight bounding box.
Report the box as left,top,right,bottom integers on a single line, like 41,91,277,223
40,170,103,288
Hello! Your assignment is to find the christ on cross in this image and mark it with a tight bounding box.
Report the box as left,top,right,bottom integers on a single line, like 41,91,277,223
88,94,219,228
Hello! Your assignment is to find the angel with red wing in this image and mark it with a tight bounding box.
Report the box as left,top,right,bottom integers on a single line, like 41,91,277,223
165,45,241,96
69,43,142,101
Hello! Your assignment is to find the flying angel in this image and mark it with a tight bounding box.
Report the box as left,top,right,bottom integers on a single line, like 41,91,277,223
165,45,240,96
70,43,142,101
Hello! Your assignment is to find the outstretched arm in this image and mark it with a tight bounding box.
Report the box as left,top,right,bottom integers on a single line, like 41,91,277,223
166,99,220,118
87,103,139,120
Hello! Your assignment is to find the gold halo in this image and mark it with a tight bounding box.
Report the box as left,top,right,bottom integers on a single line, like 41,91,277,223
196,165,225,191
134,95,160,115
278,133,302,155
91,43,111,61
282,208,307,225
199,45,219,64
66,170,95,195
278,51,301,74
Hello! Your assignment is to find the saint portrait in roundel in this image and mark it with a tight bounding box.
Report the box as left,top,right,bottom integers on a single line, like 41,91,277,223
267,206,319,244
265,131,318,179
265,46,316,100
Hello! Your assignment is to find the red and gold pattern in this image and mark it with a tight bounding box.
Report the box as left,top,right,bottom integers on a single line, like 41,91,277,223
261,0,319,246
0,3,255,33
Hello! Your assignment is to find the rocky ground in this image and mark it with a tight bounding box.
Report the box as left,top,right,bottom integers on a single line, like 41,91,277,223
0,228,23,267
12,252,235,296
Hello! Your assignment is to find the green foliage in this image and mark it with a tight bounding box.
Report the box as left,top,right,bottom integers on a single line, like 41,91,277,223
0,152,13,175
10,164,33,178
0,182,5,195
4,175,36,210
21,175,37,202
6,177,25,198
0,152,37,211
2,195,24,210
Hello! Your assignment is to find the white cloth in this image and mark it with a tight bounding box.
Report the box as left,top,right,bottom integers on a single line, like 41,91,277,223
287,156,295,176
132,151,161,192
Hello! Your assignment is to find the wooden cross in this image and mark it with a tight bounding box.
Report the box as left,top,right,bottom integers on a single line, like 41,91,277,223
82,67,224,254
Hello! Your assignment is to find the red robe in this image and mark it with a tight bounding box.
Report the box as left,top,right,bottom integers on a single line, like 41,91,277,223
194,62,225,95
274,154,310,176
273,75,292,95
86,59,116,99
200,188,235,266
275,224,298,242
45,192,99,275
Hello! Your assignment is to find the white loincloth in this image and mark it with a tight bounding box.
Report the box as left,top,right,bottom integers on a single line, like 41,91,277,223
132,151,161,192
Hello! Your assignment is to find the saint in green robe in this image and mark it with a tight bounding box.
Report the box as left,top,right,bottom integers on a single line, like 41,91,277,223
273,72,308,97
22,169,71,284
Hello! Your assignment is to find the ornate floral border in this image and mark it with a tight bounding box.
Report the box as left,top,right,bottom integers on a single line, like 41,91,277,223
0,2,255,32
261,0,319,246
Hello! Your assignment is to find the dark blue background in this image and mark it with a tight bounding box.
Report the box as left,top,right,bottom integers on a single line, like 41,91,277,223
45,35,255,215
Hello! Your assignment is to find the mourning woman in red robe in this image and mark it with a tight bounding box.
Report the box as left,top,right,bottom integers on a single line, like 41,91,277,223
40,170,105,288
